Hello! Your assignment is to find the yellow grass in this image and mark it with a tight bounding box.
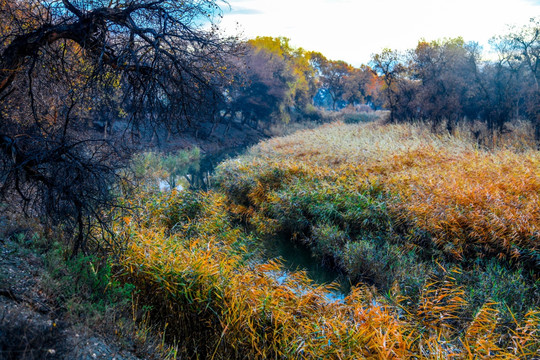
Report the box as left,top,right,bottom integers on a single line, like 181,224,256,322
231,121,540,264
108,122,540,358
111,187,539,359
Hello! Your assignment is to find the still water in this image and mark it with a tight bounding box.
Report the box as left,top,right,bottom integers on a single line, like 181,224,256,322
263,233,350,300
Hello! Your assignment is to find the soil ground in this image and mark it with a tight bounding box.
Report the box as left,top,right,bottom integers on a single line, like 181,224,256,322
0,238,144,360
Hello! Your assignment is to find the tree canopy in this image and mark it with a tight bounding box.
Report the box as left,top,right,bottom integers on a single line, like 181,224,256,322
0,0,237,252
370,20,540,139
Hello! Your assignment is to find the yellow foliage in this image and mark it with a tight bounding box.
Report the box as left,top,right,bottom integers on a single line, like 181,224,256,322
103,121,540,358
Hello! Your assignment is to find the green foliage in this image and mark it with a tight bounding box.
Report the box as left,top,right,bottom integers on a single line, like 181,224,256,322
130,148,201,190
455,260,540,321
342,111,381,124
158,191,205,231
44,244,134,318
309,223,348,259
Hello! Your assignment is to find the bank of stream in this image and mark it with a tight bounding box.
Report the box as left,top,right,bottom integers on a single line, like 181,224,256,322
170,147,350,300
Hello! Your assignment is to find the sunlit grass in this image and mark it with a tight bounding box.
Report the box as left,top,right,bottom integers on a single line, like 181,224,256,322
111,188,539,359
109,121,540,358
215,120,539,329
218,121,540,267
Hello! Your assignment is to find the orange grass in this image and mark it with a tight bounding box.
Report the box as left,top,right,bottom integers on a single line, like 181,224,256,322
111,188,539,359
221,121,540,266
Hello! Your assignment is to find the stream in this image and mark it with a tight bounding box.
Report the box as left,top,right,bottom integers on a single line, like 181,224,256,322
171,147,349,300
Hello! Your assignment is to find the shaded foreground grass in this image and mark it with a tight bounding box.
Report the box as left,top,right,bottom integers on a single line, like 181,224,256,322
110,122,540,358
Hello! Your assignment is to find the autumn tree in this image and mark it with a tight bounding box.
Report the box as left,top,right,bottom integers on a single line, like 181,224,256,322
371,48,407,122
0,0,237,252
308,52,354,110
342,65,383,108
229,37,316,126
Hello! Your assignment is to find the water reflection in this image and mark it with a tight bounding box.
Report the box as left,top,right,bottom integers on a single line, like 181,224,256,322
182,148,245,191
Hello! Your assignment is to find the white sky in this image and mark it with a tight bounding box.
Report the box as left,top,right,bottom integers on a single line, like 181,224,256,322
218,0,540,67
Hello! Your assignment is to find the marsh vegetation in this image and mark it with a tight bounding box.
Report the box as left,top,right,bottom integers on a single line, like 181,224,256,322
0,1,539,358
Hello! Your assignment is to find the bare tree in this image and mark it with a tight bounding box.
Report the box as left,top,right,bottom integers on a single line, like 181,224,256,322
411,38,479,131
371,49,407,123
495,17,540,141
0,0,238,253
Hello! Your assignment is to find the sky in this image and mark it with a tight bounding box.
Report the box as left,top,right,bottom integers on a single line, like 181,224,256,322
218,0,540,67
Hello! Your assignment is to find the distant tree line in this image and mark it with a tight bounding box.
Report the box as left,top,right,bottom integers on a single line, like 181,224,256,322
226,19,540,141
370,19,540,141
220,37,382,130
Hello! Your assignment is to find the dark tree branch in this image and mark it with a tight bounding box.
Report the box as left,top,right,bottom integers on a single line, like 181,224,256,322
61,0,83,18
0,0,236,253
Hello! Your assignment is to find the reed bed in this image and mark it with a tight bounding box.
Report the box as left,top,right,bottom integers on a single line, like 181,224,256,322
215,121,540,324
110,122,540,358
113,188,539,359
217,121,540,268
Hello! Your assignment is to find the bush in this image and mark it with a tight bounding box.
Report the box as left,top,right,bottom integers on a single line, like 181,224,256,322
130,148,201,190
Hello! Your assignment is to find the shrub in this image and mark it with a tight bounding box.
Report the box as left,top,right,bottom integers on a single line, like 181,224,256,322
130,148,201,190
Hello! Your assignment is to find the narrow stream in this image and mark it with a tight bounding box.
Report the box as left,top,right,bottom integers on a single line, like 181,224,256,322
175,147,349,299
262,233,350,300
